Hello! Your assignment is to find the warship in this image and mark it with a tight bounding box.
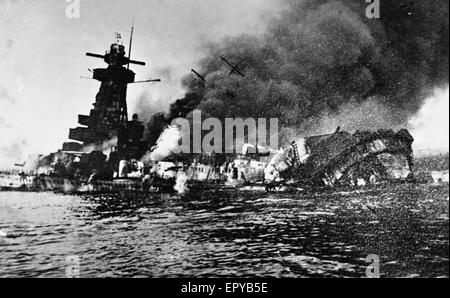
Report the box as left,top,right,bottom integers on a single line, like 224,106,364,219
0,32,418,194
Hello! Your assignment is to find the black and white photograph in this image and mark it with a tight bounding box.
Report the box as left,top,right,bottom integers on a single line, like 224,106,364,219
0,0,448,285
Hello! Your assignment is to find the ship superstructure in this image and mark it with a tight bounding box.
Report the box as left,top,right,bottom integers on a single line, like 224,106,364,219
63,32,147,164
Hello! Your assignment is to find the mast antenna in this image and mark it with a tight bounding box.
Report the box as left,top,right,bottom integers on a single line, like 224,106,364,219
127,22,135,70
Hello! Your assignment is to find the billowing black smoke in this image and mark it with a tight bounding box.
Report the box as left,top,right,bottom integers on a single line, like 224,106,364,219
146,0,449,147
145,91,203,147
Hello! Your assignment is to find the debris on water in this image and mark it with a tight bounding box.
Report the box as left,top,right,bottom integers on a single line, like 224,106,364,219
365,205,378,215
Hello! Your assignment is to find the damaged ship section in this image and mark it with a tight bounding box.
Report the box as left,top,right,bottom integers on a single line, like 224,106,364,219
266,129,414,189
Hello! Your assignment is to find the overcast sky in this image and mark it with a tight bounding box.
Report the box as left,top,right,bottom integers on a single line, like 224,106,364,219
0,0,283,165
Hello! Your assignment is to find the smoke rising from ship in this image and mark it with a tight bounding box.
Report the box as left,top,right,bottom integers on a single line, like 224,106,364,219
146,0,449,148
409,87,449,156
174,171,189,195
142,125,182,162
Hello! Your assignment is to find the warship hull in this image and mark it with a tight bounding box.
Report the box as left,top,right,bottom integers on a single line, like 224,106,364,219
0,174,176,194
0,127,426,196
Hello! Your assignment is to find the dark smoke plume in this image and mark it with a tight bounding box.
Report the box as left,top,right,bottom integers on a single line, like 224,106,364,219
146,0,449,148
